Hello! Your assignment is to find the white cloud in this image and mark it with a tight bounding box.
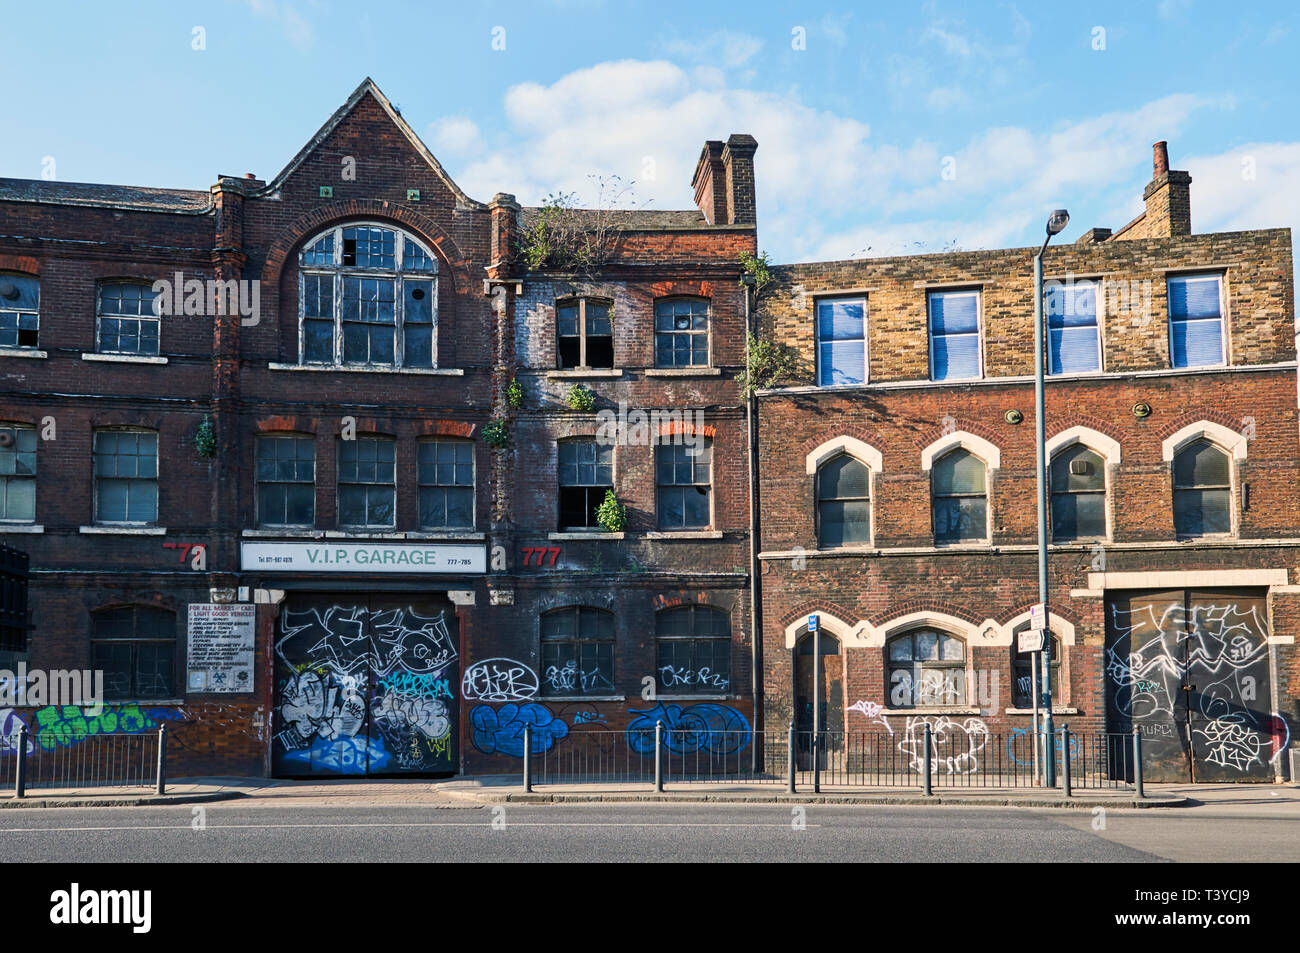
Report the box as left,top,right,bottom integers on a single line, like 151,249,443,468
243,0,315,49
661,30,763,69
1183,142,1300,233
425,117,483,157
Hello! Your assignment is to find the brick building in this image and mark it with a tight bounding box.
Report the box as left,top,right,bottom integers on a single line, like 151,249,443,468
754,142,1298,782
0,79,758,778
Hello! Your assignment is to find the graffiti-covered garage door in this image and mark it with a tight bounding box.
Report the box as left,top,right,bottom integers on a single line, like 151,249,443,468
1105,588,1282,782
273,594,459,777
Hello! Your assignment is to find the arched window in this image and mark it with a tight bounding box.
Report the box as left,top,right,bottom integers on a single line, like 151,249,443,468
298,223,437,368
91,606,176,700
1012,632,1062,708
655,605,730,694
1173,439,1231,537
932,449,987,543
1050,444,1106,541
654,297,710,368
540,607,615,696
887,629,966,707
817,453,870,546
0,273,40,349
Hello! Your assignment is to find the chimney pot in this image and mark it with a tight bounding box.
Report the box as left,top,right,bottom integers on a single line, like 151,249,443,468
1153,141,1169,177
245,173,256,179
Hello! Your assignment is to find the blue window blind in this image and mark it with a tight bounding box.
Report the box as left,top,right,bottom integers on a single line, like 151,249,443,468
1168,274,1224,368
929,291,981,381
816,298,866,385
1046,281,1100,374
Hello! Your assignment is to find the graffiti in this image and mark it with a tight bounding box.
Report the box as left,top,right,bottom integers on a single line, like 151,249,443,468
280,735,390,774
470,703,568,757
1194,717,1262,772
0,708,31,755
277,605,457,678
898,716,989,775
657,665,729,692
625,703,750,756
572,709,606,726
543,662,613,695
1006,726,1080,767
461,658,539,702
278,670,367,747
373,691,450,743
846,700,893,734
1106,598,1275,777
1269,713,1291,764
378,671,453,699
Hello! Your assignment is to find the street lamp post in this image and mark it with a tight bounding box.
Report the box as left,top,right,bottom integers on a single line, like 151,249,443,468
1034,208,1069,787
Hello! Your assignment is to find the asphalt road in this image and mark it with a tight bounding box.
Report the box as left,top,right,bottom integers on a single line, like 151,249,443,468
1,801,1296,862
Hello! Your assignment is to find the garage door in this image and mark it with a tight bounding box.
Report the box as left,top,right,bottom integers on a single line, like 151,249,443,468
1105,588,1276,782
272,594,459,776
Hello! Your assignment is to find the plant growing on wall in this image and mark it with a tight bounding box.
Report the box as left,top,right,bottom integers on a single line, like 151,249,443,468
738,249,773,299
738,331,804,397
482,419,509,449
195,415,217,458
595,489,628,533
515,175,645,277
565,383,596,412
506,378,524,409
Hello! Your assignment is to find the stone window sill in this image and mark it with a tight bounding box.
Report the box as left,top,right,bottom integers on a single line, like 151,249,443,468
656,694,730,701
883,706,982,716
549,531,625,540
545,368,623,379
268,363,464,376
0,348,47,359
644,367,722,377
644,530,723,539
0,523,43,533
1005,708,1080,716
540,695,626,703
82,353,167,365
80,525,167,535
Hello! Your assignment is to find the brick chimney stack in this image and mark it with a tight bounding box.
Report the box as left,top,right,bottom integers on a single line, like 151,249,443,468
692,135,758,225
1142,139,1192,238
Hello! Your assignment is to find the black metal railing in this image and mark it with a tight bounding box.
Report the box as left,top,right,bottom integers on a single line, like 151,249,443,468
520,722,1147,795
1,725,168,796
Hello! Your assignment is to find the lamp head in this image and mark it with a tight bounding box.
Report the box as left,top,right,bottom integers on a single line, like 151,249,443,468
1046,209,1070,236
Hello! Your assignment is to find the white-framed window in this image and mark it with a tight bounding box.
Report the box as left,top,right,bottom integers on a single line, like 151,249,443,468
0,274,40,349
1050,444,1107,541
1167,273,1225,369
97,282,160,356
816,297,867,386
1172,439,1232,538
93,429,158,524
1046,279,1100,374
887,629,967,707
928,289,981,381
337,436,396,529
256,434,316,528
418,438,475,529
816,453,870,547
654,297,710,368
298,223,438,368
932,448,988,544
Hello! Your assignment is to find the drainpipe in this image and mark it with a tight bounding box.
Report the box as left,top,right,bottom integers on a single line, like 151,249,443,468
743,274,763,773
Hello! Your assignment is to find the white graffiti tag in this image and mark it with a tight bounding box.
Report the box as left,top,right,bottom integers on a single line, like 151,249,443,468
1194,716,1262,772
461,658,539,702
898,716,989,775
846,700,893,734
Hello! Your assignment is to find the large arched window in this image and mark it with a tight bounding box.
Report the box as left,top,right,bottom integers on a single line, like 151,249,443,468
1050,444,1106,541
932,449,987,543
298,223,438,368
817,453,870,546
1012,632,1062,708
655,605,731,694
887,629,966,708
540,607,615,696
1173,439,1231,537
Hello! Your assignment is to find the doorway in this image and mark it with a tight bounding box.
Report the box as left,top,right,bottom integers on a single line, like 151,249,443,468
794,630,842,769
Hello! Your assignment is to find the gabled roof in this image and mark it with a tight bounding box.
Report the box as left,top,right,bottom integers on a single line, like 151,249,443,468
257,77,484,209
0,178,213,213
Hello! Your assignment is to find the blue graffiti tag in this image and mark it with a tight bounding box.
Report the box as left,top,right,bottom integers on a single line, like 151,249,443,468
470,703,568,757
625,703,750,756
1006,726,1080,767
280,735,390,774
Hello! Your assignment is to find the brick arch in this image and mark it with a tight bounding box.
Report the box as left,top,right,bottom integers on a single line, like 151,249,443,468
259,201,472,293
1053,413,1121,444
910,417,1000,452
874,600,984,628
647,280,716,299
799,425,888,471
0,255,39,275
777,600,860,631
1156,409,1244,441
652,591,738,614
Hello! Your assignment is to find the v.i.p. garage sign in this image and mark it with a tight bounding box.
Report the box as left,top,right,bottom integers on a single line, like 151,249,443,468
241,541,486,574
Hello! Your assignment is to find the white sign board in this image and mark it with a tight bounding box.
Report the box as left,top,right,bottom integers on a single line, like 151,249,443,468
187,603,256,693
1029,602,1048,631
1018,629,1046,653
241,542,486,574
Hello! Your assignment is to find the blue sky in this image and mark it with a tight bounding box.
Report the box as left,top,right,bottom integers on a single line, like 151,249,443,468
1,0,1297,263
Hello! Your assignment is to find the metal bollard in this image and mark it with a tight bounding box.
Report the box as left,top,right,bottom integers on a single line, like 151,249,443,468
654,720,664,792
522,724,533,793
1061,726,1071,798
1043,711,1056,788
812,729,821,794
922,723,933,796
155,724,167,796
14,726,27,798
1133,727,1144,798
787,722,796,794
